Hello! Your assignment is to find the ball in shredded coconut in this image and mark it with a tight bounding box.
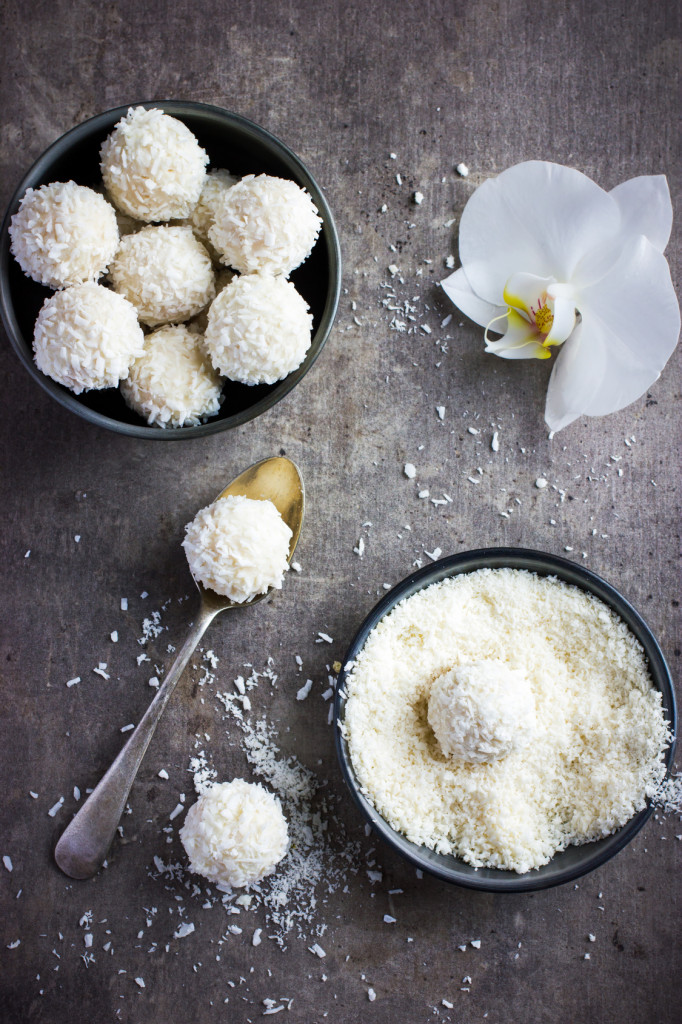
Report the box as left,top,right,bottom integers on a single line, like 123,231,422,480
9,182,119,289
180,779,289,889
120,324,223,428
187,169,239,255
33,282,144,393
100,106,208,221
204,272,312,385
428,661,536,764
110,225,215,327
183,494,292,602
208,173,322,276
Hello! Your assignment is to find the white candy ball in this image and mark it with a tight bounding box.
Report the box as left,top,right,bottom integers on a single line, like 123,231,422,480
100,106,208,221
9,182,119,289
181,779,288,889
208,173,321,276
428,661,536,764
33,282,144,393
204,272,312,385
110,225,215,327
187,169,239,254
120,324,223,428
183,494,292,603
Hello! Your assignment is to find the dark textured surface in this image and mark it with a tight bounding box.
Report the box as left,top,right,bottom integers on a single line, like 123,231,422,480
0,1,680,1022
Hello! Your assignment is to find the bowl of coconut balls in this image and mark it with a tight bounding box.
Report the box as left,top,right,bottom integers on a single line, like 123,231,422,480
0,102,341,438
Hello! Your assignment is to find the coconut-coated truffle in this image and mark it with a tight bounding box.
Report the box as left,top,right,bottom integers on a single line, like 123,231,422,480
109,225,215,327
428,661,536,764
9,182,119,289
182,494,292,603
120,324,223,428
33,282,144,393
204,272,313,385
100,106,208,221
188,169,239,254
208,173,321,276
180,779,289,889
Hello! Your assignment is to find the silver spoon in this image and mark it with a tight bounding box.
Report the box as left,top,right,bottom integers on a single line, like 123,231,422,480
54,456,304,880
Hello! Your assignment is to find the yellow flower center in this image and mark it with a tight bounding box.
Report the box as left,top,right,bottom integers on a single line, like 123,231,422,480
534,304,554,336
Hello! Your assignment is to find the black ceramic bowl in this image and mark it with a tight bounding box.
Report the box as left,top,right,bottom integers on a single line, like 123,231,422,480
334,548,677,892
0,101,341,439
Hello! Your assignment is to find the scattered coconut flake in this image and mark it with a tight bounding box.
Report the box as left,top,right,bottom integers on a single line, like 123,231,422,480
110,631,118,643
368,988,377,1002
120,724,135,733
316,632,333,644
3,855,13,872
120,598,128,611
491,432,500,452
456,163,469,177
134,977,145,988
471,939,481,949
309,943,326,958
535,478,548,489
48,798,64,817
291,561,303,573
296,679,313,701
467,426,479,435
404,463,416,479
383,915,396,924
7,940,20,949
436,406,445,421
169,803,185,821
66,677,80,688
413,191,424,205
252,928,262,947
174,922,195,939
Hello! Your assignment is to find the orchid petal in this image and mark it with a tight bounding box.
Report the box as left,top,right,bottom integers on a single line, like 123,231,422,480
546,236,680,430
440,267,506,327
485,310,551,360
503,272,555,314
545,324,606,431
459,162,620,305
610,175,672,253
577,235,680,414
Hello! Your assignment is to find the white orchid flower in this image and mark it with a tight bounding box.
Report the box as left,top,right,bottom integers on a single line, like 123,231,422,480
441,161,680,432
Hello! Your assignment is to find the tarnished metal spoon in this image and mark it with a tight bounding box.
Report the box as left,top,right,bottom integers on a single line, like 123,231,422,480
54,456,304,880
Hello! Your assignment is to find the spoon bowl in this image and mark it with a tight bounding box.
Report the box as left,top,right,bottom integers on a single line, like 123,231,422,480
54,456,304,880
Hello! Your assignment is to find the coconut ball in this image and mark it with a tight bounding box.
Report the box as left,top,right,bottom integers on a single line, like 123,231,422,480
204,272,312,385
120,324,223,428
109,225,215,327
187,169,239,254
428,661,536,764
180,779,289,889
9,182,119,289
208,173,321,276
33,282,144,393
100,106,208,221
183,494,292,603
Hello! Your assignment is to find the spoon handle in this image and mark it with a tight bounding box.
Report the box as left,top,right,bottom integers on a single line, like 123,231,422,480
54,603,216,880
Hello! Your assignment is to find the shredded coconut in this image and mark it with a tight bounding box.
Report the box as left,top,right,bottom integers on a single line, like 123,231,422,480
343,568,671,873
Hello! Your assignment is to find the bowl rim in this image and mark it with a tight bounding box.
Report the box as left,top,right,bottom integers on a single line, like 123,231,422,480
0,100,342,440
334,546,677,893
